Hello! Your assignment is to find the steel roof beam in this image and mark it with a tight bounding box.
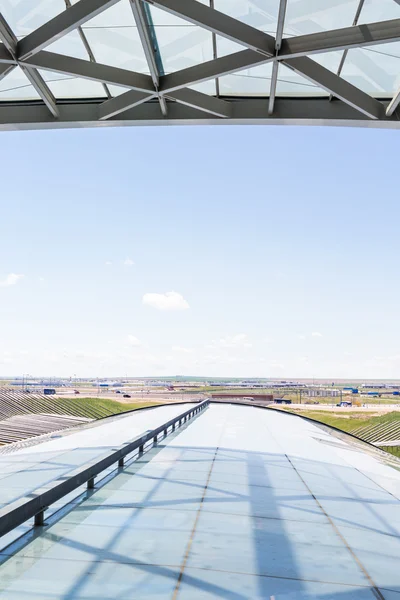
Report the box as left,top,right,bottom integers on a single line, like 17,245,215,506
269,0,287,115
164,88,231,117
0,42,15,63
23,51,155,92
129,0,167,116
0,62,16,82
329,0,365,102
0,14,58,118
159,49,272,92
93,49,269,119
99,89,155,119
64,0,111,99
144,0,385,119
18,0,121,60
386,89,400,117
284,56,384,119
279,18,400,59
143,0,276,56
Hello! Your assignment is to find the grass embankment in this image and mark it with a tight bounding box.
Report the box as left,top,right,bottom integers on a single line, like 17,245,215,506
52,397,162,419
281,408,400,459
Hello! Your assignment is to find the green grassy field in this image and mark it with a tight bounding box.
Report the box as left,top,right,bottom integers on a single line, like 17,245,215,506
51,397,162,419
279,408,400,458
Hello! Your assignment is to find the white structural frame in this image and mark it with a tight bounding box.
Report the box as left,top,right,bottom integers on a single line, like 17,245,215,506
0,0,400,130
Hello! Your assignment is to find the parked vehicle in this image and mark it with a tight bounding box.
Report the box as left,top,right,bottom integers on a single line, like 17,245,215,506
123,394,131,398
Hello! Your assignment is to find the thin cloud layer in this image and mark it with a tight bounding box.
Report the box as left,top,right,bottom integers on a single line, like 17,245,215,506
0,273,24,287
143,291,189,311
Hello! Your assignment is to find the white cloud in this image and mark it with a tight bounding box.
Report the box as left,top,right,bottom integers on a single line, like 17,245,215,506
127,335,141,346
123,258,134,266
143,291,189,311
172,346,193,354
311,332,323,337
297,334,306,340
0,273,24,287
39,277,45,282
105,261,112,266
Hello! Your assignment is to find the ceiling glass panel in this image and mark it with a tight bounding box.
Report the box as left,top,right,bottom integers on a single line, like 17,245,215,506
216,35,249,58
358,0,400,24
46,31,91,60
219,62,272,96
151,8,213,73
340,43,400,96
214,0,278,36
0,66,40,101
1,0,64,38
75,0,134,27
188,81,217,95
276,63,328,96
38,71,107,99
149,1,209,26
284,0,360,36
83,28,149,72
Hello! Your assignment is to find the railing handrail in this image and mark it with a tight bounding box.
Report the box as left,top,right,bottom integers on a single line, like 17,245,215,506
0,399,210,539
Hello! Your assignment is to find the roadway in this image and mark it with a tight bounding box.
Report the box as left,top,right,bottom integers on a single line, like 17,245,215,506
0,404,400,598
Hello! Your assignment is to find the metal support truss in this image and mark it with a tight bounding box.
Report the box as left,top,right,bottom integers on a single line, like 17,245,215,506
269,0,287,115
0,0,400,130
129,0,167,116
0,15,58,118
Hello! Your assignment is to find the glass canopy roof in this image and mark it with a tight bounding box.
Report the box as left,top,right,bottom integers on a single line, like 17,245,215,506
0,0,400,128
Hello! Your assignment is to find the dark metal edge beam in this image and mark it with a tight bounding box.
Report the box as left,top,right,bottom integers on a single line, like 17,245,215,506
0,98,397,131
165,87,231,117
18,0,121,60
144,0,276,55
98,89,155,119
279,18,400,59
283,56,385,119
22,51,155,92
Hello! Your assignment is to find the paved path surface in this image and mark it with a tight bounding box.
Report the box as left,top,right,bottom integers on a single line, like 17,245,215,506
1,404,400,599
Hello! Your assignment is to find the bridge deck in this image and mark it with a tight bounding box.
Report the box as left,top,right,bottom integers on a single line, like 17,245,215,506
0,404,400,599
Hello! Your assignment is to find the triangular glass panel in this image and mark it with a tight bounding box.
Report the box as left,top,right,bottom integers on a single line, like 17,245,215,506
80,0,148,72
46,30,91,60
0,66,41,101
283,0,360,36
219,62,272,96
37,71,107,99
2,1,64,39
149,6,213,73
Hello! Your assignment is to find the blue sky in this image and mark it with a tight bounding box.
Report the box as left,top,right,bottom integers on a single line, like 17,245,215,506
1,124,399,379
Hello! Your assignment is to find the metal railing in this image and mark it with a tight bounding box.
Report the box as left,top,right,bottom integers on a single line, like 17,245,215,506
0,399,209,539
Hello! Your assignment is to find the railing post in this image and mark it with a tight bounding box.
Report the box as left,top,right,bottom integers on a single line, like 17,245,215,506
172,422,175,431
118,457,124,468
139,444,144,455
153,434,157,445
164,428,167,437
34,510,45,527
87,477,95,489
